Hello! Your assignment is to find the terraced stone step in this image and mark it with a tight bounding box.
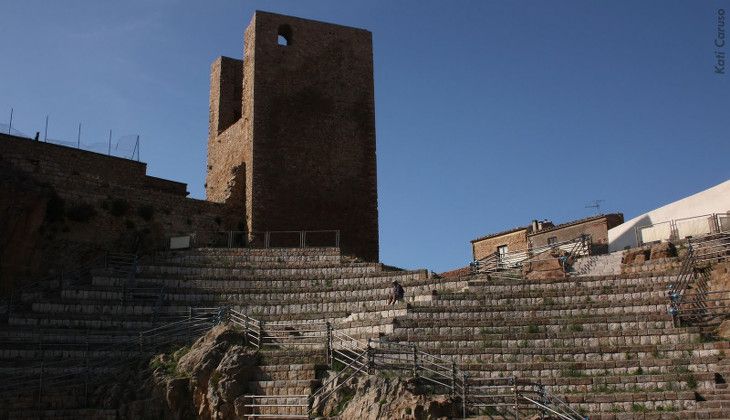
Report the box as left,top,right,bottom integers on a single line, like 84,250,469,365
407,302,668,319
135,263,384,280
397,312,673,325
388,327,701,353
466,274,677,291
254,364,321,381
91,269,433,289
0,347,142,361
468,371,712,389
393,319,680,335
432,289,668,306
166,247,341,257
6,408,118,420
588,409,730,419
158,251,341,262
450,282,671,300
383,342,723,362
60,282,444,305
247,379,319,395
8,311,190,329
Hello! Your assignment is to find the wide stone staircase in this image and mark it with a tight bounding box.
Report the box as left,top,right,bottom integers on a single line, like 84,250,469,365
1,242,729,419
385,266,730,418
0,247,465,419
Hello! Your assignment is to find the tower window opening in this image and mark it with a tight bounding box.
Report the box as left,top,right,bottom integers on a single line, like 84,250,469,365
277,24,292,46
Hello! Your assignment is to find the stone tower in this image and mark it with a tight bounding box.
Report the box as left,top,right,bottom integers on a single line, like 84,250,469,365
206,11,379,262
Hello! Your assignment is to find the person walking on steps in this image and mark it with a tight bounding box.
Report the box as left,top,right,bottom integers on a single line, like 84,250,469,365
388,280,405,305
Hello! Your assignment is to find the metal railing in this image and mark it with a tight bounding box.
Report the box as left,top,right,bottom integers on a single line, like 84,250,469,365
637,213,730,246
668,233,730,327
466,377,584,419
224,309,583,419
471,236,591,279
241,395,310,419
4,252,137,321
0,307,221,404
170,230,341,250
1,109,141,161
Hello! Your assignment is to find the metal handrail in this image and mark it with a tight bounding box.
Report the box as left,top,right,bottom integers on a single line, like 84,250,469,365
471,236,590,276
669,234,730,326
0,307,221,400
174,230,341,250
224,310,583,419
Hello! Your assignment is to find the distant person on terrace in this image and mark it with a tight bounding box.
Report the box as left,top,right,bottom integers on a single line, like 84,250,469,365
388,280,405,305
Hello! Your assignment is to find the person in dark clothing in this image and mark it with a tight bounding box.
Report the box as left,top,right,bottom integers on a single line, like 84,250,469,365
388,280,405,305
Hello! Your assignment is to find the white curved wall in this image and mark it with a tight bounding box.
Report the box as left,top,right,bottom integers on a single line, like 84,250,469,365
608,179,730,251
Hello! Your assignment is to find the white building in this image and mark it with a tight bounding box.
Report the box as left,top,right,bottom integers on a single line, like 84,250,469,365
608,179,730,252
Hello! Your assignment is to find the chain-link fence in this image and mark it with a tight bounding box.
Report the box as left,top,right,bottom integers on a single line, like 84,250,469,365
1,109,140,161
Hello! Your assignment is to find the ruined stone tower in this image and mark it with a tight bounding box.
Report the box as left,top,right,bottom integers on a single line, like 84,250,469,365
206,11,379,262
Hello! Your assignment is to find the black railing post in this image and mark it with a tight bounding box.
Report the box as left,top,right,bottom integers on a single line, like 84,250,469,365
412,345,419,380
539,384,546,420
367,338,375,374
38,359,44,408
84,338,89,406
325,322,333,366
451,362,458,396
511,377,518,420
243,315,250,347
462,372,468,419
258,320,264,347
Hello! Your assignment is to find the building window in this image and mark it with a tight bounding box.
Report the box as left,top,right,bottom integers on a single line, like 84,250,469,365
547,236,557,245
497,245,508,257
277,24,292,46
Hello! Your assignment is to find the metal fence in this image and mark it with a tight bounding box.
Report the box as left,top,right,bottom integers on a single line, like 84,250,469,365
637,213,729,246
225,308,584,420
169,230,341,250
1,108,141,161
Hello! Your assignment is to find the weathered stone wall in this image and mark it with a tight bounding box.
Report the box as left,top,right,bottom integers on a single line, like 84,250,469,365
206,56,247,211
0,134,234,294
206,11,379,262
472,229,528,261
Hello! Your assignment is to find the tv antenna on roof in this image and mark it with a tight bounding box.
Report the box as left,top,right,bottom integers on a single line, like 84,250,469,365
585,199,605,214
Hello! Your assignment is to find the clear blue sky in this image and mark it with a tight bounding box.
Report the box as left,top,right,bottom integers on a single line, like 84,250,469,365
1,1,728,272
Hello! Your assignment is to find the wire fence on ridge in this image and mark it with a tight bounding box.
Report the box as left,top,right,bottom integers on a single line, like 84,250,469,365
1,111,141,161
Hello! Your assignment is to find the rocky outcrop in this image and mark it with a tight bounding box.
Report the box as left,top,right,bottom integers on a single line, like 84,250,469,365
522,249,568,281
317,374,460,420
650,242,677,260
116,325,257,420
623,246,651,265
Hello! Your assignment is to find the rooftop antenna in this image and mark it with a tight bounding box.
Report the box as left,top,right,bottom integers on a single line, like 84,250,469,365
585,199,605,214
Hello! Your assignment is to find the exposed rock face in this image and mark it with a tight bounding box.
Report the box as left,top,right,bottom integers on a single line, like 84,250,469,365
650,242,677,260
523,250,568,280
318,374,460,420
117,325,256,420
0,157,49,293
623,247,651,265
709,262,730,339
